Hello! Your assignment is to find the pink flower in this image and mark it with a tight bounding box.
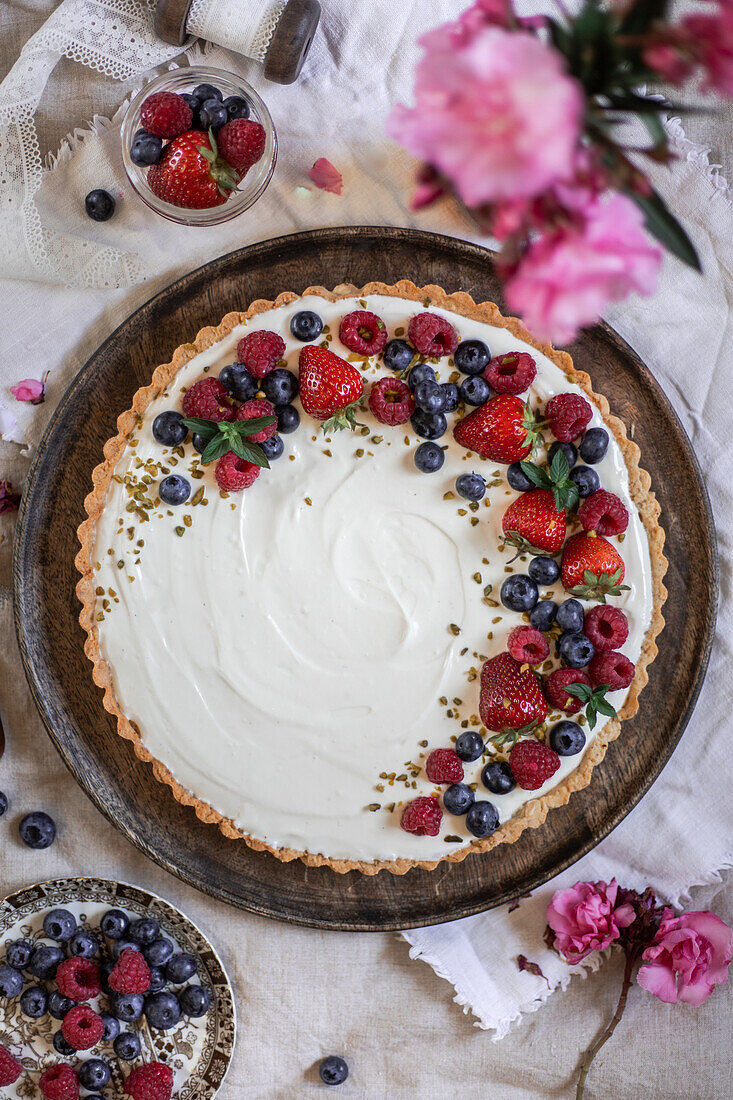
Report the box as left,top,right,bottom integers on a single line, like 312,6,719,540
505,192,662,345
642,43,694,85
388,25,582,206
0,480,20,514
683,8,733,96
638,910,733,1005
307,158,343,195
10,376,46,404
547,879,636,964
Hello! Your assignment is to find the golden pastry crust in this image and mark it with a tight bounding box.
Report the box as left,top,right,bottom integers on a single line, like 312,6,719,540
76,280,668,875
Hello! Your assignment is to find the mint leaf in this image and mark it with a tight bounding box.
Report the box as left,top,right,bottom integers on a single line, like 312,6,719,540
200,435,231,465
181,417,218,439
549,448,569,484
566,683,593,703
235,439,270,470
519,461,547,488
232,416,276,437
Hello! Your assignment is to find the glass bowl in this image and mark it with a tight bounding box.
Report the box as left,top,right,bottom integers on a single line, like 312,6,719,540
121,67,277,227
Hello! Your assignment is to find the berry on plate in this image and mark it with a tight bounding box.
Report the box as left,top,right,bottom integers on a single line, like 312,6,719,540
216,452,261,492
144,991,181,1031
130,919,160,945
588,651,636,690
584,604,629,651
454,394,540,463
479,652,547,732
20,985,48,1017
39,1063,79,1100
114,1031,142,1061
408,363,437,390
414,441,444,472
383,337,415,372
544,668,591,714
407,312,458,356
507,461,535,492
455,730,484,761
29,944,63,979
578,489,629,536
5,940,32,969
147,130,240,210
56,957,102,1002
509,739,560,790
484,351,536,394
217,118,266,172
124,1061,174,1100
198,97,228,131
43,908,76,941
549,721,586,756
290,310,323,342
140,91,193,138
466,800,499,838
78,1059,111,1092
235,398,278,442
182,377,234,421
111,993,145,1022
561,533,629,601
545,393,592,442
100,908,129,939
180,984,212,1017
62,1004,105,1050
236,330,286,378
502,488,566,555
481,760,516,795
425,748,464,785
276,404,300,434
0,1043,22,1086
548,441,577,470
454,339,490,375
165,953,198,984
298,345,364,429
368,377,414,425
108,948,151,995
579,427,609,464
507,624,550,665
223,95,250,120
400,796,443,836
339,309,388,356
0,965,22,999
455,472,485,501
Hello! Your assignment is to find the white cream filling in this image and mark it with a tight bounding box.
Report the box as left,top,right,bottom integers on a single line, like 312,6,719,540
92,294,653,863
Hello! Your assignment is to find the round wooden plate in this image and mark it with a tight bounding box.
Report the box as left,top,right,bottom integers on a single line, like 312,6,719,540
13,227,717,931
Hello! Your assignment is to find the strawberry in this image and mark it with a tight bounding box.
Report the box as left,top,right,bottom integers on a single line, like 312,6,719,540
502,488,566,554
298,345,364,430
479,651,548,734
561,533,629,602
453,395,542,463
147,130,240,210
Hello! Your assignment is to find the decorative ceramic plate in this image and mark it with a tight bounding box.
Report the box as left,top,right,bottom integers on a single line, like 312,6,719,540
0,878,235,1098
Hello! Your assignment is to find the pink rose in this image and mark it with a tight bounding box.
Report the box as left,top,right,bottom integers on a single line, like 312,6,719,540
504,191,662,345
388,25,582,206
638,910,733,1005
547,879,636,964
10,377,45,404
684,7,733,96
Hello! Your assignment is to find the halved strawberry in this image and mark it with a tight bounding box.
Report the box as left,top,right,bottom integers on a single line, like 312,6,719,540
453,395,542,463
479,651,548,734
502,488,566,554
298,345,364,430
147,129,240,209
561,533,629,602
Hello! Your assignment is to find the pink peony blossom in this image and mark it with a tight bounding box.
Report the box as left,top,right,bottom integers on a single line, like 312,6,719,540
10,376,46,404
642,43,694,85
307,158,343,195
638,910,733,1005
684,8,733,96
547,879,636,964
388,25,582,206
505,192,662,345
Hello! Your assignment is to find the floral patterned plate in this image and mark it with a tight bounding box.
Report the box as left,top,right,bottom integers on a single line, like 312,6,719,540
0,877,235,1098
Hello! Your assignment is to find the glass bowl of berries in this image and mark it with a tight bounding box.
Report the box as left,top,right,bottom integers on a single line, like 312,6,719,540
121,67,277,226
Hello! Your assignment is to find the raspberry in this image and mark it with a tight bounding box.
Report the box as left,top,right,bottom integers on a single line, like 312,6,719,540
368,377,415,425
544,668,591,714
578,490,629,536
407,312,458,357
235,398,277,441
215,452,261,492
400,796,443,836
507,625,550,665
339,310,388,356
545,393,593,442
61,1005,104,1050
0,1043,22,1087
56,957,102,1002
217,119,266,172
108,948,151,995
236,330,285,378
182,377,234,422
484,352,536,395
140,91,193,139
588,651,635,690
38,1063,79,1100
509,739,560,790
425,748,464,785
584,605,629,652
124,1061,174,1100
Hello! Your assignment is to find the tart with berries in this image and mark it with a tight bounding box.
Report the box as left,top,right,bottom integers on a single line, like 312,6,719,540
76,281,667,874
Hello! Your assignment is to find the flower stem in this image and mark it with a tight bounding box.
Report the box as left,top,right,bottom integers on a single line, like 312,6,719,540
576,950,636,1100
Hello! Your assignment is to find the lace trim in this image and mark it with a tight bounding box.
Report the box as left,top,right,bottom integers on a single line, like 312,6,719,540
187,0,287,62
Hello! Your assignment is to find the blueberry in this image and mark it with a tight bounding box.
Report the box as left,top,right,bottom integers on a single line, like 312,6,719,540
148,966,167,993
481,760,516,795
99,960,114,992
48,990,74,1019
19,810,56,849
528,556,560,586
569,465,600,498
550,721,587,756
548,441,577,470
114,1031,142,1061
100,909,129,940
413,441,444,473
165,952,198,984
111,939,139,961
319,1056,349,1086
454,339,490,375
556,598,584,633
111,993,145,1022
383,338,414,372
130,132,163,166
180,93,201,126
459,375,491,406
144,991,181,1031
579,427,609,464
466,800,500,838
198,98,228,130
100,1013,120,1041
558,632,595,668
152,410,186,447
530,600,558,632
275,404,300,434
143,938,174,968
413,381,446,414
68,929,99,958
290,310,323,341
260,434,284,461
408,364,437,390
443,783,475,816
500,574,539,612
179,984,212,1017
219,362,257,401
455,472,485,502
223,94,250,120
192,432,207,454
411,409,447,440
29,944,64,980
129,918,160,946
192,83,222,102
54,1030,75,1056
507,462,535,492
85,189,115,222
0,791,7,817
441,382,459,412
43,909,77,942
455,731,484,762
6,941,33,970
78,1059,111,1091
159,474,190,506
262,368,299,405
0,965,23,998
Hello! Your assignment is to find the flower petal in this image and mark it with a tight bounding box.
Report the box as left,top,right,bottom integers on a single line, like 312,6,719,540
308,158,343,195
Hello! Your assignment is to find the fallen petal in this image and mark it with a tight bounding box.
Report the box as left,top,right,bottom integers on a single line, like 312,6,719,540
0,479,21,514
10,374,47,404
308,157,343,195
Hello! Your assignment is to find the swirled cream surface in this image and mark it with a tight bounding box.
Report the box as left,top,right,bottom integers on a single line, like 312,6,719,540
92,294,653,862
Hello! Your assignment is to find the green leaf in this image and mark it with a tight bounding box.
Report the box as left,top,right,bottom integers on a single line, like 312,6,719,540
519,461,547,489
200,435,231,465
566,683,593,703
181,417,218,439
232,416,277,437
549,448,570,485
626,186,701,271
234,439,270,470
